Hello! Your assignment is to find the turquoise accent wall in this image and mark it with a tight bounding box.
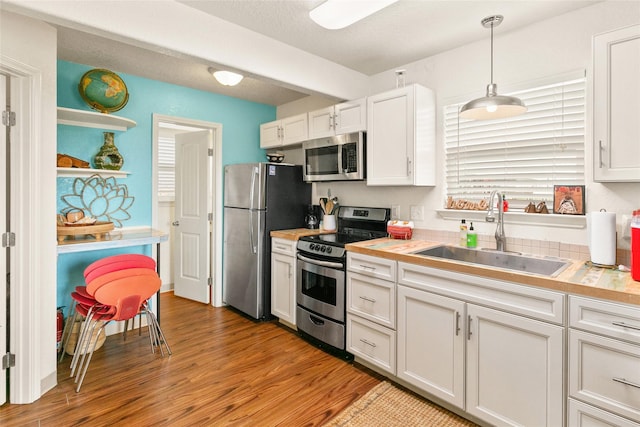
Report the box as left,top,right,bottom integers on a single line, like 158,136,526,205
57,60,276,312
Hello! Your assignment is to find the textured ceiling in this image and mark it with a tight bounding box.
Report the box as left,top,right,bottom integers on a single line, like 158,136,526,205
55,0,601,106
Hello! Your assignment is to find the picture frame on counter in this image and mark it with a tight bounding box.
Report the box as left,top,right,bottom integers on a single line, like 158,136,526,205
553,185,585,215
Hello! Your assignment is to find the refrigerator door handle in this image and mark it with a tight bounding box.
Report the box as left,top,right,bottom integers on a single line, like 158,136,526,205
249,166,258,254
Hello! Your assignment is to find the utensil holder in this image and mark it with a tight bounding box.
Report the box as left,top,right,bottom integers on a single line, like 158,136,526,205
323,214,336,231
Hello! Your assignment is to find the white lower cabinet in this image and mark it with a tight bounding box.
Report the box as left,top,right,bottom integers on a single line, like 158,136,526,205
569,398,640,427
397,285,465,408
397,262,564,427
271,238,297,327
346,253,397,374
568,296,640,425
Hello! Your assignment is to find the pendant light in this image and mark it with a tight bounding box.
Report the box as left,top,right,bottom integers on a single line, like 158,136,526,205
459,15,526,120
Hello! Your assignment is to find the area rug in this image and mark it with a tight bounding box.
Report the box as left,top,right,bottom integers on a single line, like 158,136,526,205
324,382,478,427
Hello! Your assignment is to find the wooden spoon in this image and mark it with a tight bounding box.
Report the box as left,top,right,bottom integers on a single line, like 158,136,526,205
319,198,327,214
325,199,334,215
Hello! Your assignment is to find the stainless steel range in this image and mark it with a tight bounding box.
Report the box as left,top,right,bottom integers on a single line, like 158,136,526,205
296,206,390,357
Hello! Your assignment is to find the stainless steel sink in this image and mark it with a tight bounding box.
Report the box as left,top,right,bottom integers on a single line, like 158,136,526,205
412,245,570,277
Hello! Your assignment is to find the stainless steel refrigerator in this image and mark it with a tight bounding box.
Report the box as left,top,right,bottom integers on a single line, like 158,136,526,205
223,163,311,320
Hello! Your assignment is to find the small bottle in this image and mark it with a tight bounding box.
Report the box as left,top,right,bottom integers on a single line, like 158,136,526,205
459,219,468,247
466,222,477,248
631,209,640,281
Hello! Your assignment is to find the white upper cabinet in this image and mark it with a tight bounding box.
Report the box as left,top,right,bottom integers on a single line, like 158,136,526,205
593,24,640,182
366,84,435,186
308,98,367,139
260,113,308,148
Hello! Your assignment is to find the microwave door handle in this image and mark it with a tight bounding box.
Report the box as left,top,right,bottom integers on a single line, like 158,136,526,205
297,253,344,269
338,145,345,175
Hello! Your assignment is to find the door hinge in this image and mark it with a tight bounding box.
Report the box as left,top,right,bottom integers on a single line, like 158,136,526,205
208,148,213,156
2,232,16,248
2,353,16,369
2,110,16,127
207,277,213,286
208,213,213,222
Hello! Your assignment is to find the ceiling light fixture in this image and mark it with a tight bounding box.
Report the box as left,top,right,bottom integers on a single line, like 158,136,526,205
208,67,244,86
459,15,527,120
309,0,399,30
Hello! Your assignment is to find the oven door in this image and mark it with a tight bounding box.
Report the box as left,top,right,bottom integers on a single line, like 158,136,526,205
296,254,345,322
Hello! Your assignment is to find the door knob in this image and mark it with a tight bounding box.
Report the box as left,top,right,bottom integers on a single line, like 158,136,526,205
172,221,180,226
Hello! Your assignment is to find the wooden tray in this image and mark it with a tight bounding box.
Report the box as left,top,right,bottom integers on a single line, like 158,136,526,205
57,221,114,243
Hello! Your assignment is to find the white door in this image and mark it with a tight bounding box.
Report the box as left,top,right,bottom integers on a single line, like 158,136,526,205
173,130,212,303
0,73,8,406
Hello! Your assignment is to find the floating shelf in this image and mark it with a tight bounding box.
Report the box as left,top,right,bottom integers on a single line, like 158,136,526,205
57,167,130,178
57,107,136,131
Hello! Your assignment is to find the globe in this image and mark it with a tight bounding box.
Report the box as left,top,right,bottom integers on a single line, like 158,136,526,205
78,69,129,113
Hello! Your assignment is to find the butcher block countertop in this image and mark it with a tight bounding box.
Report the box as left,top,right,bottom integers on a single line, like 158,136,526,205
346,238,640,307
270,228,333,240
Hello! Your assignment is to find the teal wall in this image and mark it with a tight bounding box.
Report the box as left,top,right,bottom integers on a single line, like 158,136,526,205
56,60,276,313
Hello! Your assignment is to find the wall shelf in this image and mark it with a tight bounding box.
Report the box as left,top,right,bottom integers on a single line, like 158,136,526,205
57,107,136,131
57,167,130,178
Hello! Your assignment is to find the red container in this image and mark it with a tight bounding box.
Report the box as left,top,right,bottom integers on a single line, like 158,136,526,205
632,225,640,282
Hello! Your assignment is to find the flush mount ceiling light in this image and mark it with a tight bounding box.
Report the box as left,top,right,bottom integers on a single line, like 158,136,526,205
208,67,244,86
459,15,527,120
309,0,399,30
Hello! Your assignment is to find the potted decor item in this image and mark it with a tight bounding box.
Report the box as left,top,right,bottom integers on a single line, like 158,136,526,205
94,131,124,170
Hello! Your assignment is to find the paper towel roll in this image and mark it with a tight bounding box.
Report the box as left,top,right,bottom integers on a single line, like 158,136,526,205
587,211,617,265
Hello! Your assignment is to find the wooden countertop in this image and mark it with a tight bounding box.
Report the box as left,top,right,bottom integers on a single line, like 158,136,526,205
270,228,333,240
346,238,640,307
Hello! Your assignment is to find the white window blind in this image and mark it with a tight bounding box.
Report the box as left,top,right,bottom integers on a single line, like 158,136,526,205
444,73,586,209
158,135,175,199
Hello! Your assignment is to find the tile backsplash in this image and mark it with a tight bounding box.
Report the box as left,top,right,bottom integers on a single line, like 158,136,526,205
412,228,631,267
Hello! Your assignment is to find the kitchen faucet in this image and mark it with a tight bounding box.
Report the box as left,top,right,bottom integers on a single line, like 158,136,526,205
486,190,507,251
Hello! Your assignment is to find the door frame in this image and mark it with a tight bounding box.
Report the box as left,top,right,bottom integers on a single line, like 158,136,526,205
151,114,224,307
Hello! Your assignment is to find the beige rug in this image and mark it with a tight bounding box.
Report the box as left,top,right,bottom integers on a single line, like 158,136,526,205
324,382,478,427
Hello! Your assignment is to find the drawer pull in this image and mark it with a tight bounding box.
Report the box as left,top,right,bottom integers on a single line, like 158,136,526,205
612,321,640,332
359,295,377,303
613,377,640,389
360,265,376,271
360,338,377,348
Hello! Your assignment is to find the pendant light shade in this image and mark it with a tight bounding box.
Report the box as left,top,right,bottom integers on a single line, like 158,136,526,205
460,15,526,120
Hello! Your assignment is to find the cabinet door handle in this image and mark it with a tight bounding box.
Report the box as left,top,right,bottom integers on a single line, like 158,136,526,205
359,295,376,303
333,113,338,129
171,221,180,226
288,265,292,278
455,311,460,336
467,315,472,340
598,140,605,168
612,321,640,331
360,338,377,348
613,377,640,389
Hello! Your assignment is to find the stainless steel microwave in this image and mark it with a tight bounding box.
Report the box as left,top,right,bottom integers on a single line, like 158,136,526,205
302,132,365,182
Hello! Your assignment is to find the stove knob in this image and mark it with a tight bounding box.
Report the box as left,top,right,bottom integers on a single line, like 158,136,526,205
326,247,332,254
309,244,316,250
320,246,326,253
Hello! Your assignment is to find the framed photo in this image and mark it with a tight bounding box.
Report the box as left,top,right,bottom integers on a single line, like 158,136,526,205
553,185,585,215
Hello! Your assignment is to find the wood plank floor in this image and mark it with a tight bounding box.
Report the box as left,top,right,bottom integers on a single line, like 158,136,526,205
0,293,382,426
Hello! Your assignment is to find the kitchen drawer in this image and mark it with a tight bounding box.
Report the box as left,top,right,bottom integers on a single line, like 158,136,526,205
347,314,396,375
570,295,640,344
347,271,395,329
569,398,640,427
347,252,396,282
398,262,565,325
271,237,296,256
569,329,640,422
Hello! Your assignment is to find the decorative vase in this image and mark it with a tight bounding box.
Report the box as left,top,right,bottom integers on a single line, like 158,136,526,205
94,132,124,170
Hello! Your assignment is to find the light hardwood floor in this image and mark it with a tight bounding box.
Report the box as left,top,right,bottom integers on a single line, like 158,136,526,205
0,292,382,426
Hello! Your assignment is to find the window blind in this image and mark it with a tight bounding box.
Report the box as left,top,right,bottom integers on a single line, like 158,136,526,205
158,135,175,198
444,74,586,209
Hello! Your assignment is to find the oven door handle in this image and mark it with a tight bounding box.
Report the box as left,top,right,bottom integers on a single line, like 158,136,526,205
297,253,344,269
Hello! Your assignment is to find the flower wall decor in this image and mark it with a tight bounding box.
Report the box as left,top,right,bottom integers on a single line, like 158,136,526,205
60,174,134,227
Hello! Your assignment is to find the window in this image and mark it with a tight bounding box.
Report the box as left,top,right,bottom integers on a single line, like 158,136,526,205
443,71,586,210
157,134,175,199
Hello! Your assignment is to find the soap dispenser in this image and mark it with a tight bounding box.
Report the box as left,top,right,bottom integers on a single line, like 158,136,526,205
466,222,477,248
